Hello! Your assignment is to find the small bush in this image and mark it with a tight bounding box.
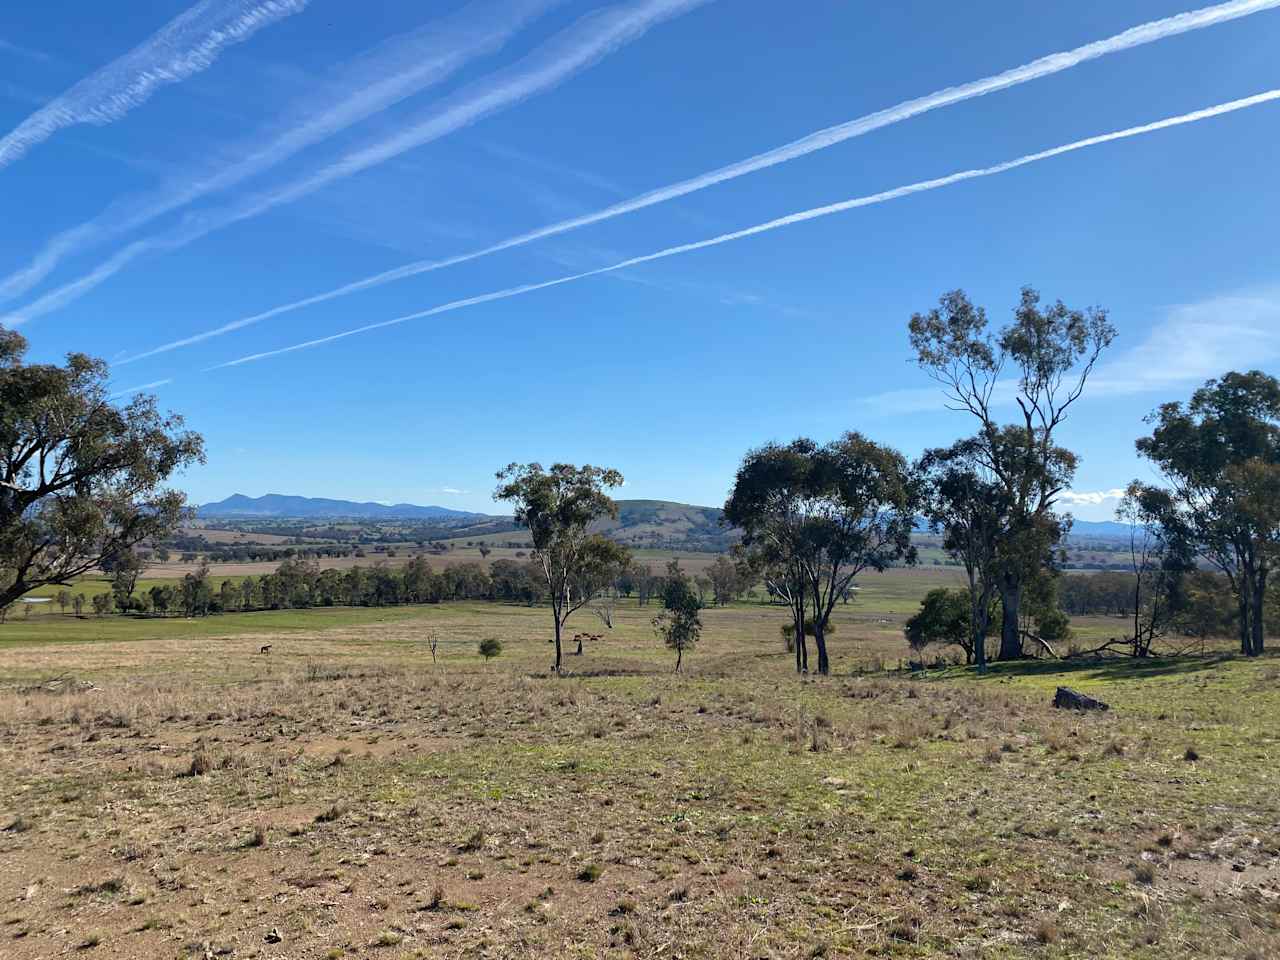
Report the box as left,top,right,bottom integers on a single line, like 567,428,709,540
479,638,503,661
577,863,603,883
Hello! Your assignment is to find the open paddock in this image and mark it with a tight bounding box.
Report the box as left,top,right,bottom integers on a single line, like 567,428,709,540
0,598,1276,959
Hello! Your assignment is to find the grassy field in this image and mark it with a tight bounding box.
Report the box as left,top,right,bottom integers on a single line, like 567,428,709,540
1,571,1277,959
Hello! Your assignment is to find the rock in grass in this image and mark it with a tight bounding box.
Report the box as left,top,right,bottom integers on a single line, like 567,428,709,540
1053,687,1109,711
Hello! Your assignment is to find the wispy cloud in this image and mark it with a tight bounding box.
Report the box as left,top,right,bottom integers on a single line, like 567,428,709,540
107,378,172,400
863,290,1280,416
0,37,58,65
3,0,712,327
1090,292,1280,396
0,0,308,171
0,0,562,303
1060,488,1128,507
202,88,1280,369
113,0,1280,362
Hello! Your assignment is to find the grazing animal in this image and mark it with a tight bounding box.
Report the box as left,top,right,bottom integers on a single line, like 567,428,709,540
260,644,272,655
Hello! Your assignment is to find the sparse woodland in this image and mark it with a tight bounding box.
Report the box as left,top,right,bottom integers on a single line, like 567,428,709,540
1,292,1279,957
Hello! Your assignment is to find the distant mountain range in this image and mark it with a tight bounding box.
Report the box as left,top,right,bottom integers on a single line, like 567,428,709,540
1065,520,1131,540
197,493,487,520
197,493,1132,545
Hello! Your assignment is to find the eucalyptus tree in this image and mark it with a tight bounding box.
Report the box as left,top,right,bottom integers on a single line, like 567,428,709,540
494,462,630,672
908,287,1115,659
726,434,917,676
0,328,204,609
917,437,1004,672
1135,371,1280,656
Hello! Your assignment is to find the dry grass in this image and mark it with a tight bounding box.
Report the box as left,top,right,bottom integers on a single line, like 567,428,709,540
0,600,1276,958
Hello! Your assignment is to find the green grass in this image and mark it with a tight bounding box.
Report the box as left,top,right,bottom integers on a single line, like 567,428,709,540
0,602,440,647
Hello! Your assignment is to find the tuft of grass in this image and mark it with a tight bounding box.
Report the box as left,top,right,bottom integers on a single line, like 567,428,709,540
609,898,637,916
1184,746,1200,762
371,930,402,948
577,863,603,883
1133,861,1156,884
247,823,268,848
187,748,214,777
315,802,347,823
1035,917,1061,944
964,870,993,893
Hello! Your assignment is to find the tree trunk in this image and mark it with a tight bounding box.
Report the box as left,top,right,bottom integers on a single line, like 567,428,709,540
675,647,682,672
1250,571,1267,657
997,577,1023,661
969,582,989,675
812,620,830,676
791,594,806,675
1238,591,1252,656
553,614,563,673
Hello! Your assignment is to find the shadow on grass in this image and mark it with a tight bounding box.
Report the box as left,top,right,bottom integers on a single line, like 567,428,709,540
915,650,1278,686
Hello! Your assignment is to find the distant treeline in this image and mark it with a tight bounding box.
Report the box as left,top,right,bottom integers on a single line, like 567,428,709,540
90,555,753,618
1059,570,1277,639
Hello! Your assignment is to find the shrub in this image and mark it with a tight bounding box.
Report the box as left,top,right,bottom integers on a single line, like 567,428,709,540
478,638,503,662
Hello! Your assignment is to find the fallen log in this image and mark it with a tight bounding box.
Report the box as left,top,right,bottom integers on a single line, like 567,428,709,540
1053,686,1110,711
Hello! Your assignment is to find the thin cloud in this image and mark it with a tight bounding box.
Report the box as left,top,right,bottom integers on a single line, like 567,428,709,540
1059,488,1128,507
863,290,1280,416
115,0,1280,363
0,37,58,65
1090,292,1280,395
107,378,172,400
0,0,562,303
3,0,712,327
0,0,308,171
203,88,1280,369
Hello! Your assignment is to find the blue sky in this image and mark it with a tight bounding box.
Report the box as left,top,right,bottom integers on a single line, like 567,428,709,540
2,0,1279,520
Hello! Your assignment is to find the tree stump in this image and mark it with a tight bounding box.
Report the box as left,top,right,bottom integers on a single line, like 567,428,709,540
1053,686,1109,711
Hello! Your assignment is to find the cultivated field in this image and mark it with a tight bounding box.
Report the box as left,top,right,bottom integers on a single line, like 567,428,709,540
0,582,1277,959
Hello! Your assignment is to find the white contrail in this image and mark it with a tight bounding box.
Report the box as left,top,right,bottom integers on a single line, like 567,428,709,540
107,378,172,400
2,0,712,328
0,0,563,303
0,0,308,171
204,88,1280,369
114,0,1280,363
